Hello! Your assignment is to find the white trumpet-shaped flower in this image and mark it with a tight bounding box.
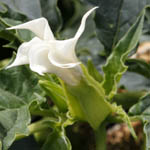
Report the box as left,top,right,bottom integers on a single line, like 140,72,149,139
6,7,98,85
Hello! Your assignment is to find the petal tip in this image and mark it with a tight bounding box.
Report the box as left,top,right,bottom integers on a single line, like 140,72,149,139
5,64,13,69
74,6,98,40
6,26,20,30
40,17,48,22
6,27,13,30
94,6,99,9
89,6,99,13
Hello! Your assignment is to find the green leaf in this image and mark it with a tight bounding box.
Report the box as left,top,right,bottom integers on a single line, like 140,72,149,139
129,93,150,149
0,0,42,19
39,77,67,113
0,16,24,48
102,9,145,99
0,106,30,150
119,71,150,91
0,66,45,150
17,29,34,42
1,18,22,26
0,17,18,42
40,0,62,32
112,103,136,138
62,65,112,130
129,93,150,116
0,17,34,42
87,59,103,83
113,91,143,110
60,1,86,38
41,128,72,150
126,59,150,79
87,0,147,53
0,2,7,13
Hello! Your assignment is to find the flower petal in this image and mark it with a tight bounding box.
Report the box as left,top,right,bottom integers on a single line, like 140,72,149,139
48,7,98,68
28,41,81,84
6,37,41,69
48,39,81,68
7,18,55,40
28,42,54,75
74,7,98,39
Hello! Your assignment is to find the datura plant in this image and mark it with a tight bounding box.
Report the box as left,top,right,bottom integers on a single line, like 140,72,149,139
0,1,150,150
6,6,113,130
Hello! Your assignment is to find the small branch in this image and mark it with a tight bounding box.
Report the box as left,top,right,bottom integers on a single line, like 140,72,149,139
15,119,51,141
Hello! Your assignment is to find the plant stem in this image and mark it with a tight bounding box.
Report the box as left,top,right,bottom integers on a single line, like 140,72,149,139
113,91,145,109
15,119,51,140
95,123,106,150
30,108,58,117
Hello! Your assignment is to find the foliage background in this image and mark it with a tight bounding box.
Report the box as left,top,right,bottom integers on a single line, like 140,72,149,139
0,0,150,150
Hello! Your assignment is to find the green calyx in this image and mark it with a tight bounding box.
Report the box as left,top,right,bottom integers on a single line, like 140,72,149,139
62,65,112,130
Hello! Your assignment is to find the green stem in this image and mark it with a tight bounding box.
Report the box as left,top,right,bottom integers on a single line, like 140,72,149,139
143,133,147,150
15,119,51,140
30,108,58,117
107,115,142,124
113,91,145,109
95,123,106,150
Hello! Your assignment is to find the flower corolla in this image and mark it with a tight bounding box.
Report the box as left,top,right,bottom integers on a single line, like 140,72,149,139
6,7,98,85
